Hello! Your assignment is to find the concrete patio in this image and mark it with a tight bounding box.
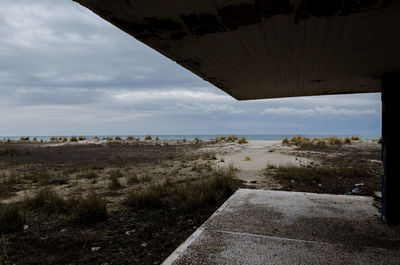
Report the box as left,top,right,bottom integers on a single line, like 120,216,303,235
163,189,400,265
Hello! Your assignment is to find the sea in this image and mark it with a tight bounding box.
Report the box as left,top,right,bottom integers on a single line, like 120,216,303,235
1,134,380,141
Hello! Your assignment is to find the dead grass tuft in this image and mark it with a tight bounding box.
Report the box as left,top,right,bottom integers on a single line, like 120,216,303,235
70,192,108,224
0,203,25,233
126,165,238,210
25,188,67,214
238,137,248,144
108,176,122,190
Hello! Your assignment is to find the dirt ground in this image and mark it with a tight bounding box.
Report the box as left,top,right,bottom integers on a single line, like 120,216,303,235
0,138,382,264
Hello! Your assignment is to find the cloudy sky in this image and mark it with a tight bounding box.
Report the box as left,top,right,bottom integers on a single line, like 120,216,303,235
0,0,381,137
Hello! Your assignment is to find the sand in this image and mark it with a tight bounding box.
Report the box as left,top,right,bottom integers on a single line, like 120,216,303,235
197,140,316,189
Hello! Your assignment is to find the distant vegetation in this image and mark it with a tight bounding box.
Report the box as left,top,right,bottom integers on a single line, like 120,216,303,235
215,135,248,144
282,136,361,148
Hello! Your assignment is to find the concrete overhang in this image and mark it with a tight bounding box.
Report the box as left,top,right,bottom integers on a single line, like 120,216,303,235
73,0,400,100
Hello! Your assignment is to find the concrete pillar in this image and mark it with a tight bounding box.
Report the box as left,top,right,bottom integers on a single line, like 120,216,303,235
381,72,400,224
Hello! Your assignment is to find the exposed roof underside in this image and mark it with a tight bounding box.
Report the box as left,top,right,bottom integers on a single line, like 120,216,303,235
74,0,400,100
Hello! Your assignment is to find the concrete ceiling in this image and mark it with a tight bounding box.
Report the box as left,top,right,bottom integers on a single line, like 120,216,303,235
73,0,400,100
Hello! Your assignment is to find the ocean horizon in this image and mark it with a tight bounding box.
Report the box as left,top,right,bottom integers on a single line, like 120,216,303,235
1,134,380,141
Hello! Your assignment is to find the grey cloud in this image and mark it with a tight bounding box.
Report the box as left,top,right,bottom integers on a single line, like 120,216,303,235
0,0,382,136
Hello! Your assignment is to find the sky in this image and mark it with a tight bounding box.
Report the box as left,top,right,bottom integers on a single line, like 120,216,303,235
0,0,382,137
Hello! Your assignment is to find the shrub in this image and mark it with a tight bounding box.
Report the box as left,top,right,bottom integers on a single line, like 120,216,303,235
127,174,140,184
115,136,121,141
0,203,25,233
108,177,122,190
144,135,152,141
109,169,123,179
70,192,108,224
243,156,251,161
238,137,248,144
344,137,352,144
226,135,238,142
25,188,67,214
126,186,164,209
327,137,343,145
290,136,313,148
140,173,152,183
315,139,327,147
126,136,134,141
70,136,78,142
80,171,98,179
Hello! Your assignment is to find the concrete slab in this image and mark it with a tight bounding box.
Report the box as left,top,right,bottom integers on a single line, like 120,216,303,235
162,189,400,265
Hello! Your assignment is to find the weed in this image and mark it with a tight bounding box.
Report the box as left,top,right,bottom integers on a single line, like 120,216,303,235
127,174,140,184
238,137,248,144
327,137,343,145
126,165,238,210
1,232,8,264
243,156,251,161
70,136,78,142
144,135,152,141
70,192,108,224
273,165,373,194
140,173,152,183
25,188,67,214
23,170,51,185
1,148,16,157
126,186,164,209
108,177,122,190
79,171,99,179
226,135,238,142
0,203,25,233
115,136,122,141
109,169,123,179
315,139,327,147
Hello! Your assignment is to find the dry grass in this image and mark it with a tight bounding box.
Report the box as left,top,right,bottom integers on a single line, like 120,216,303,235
70,192,108,224
144,135,152,141
25,188,68,214
126,165,238,211
108,176,122,190
127,174,140,185
282,136,354,148
238,137,248,144
0,203,25,233
215,135,248,144
271,165,375,195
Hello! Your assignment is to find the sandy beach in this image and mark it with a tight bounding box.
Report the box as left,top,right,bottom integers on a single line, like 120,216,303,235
0,137,382,264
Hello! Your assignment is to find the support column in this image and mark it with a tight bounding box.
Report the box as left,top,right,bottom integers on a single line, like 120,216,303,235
381,72,400,224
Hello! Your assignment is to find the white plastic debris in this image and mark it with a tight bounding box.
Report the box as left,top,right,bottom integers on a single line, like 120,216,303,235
91,247,101,252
